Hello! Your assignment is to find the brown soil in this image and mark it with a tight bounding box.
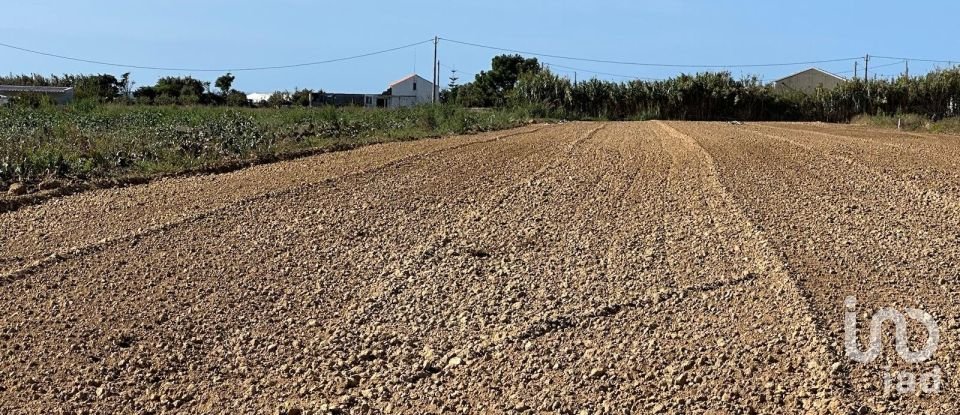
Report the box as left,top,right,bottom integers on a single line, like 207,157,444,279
1,121,957,414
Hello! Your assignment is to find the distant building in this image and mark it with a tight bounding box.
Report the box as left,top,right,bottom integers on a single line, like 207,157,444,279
772,68,845,94
320,93,367,107
317,74,436,108
250,74,437,108
0,85,75,104
0,95,9,106
377,74,435,108
246,93,272,104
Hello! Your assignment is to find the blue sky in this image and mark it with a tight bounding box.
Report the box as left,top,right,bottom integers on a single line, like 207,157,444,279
2,0,958,94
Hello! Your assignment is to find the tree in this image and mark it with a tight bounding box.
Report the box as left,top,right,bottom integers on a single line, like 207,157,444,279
118,72,132,102
133,86,157,104
442,69,460,104
291,88,317,106
215,73,235,96
448,69,460,91
266,91,291,108
453,82,487,107
225,91,250,106
74,74,121,102
455,54,541,107
487,54,540,94
149,76,208,104
155,76,205,98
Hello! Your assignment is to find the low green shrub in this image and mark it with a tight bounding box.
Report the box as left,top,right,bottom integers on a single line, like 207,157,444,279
0,104,529,183
851,114,960,134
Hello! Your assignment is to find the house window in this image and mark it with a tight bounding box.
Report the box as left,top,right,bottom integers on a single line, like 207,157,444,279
413,82,417,91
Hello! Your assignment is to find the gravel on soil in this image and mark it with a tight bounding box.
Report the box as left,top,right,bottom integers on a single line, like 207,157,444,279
1,121,957,414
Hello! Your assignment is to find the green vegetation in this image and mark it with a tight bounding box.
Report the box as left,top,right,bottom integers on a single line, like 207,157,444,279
8,56,959,122
451,54,960,123
1,72,330,108
3,54,958,191
0,73,131,104
852,114,960,134
447,55,542,107
0,104,531,185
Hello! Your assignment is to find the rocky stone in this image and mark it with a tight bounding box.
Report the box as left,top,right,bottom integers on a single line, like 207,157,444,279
38,179,61,190
7,182,26,195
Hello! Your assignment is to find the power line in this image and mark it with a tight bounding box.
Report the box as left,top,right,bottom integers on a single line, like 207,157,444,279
542,62,661,81
0,39,434,72
438,62,477,82
872,55,958,65
5,35,956,77
440,37,861,68
439,62,472,75
872,73,902,79
837,59,904,74
837,58,953,76
870,60,907,70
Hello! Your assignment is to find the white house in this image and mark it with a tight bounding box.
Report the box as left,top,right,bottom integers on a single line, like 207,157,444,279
258,74,437,108
378,74,434,108
246,93,273,104
356,74,435,108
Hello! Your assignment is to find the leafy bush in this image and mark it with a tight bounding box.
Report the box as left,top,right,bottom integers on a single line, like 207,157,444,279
0,104,528,183
852,114,960,134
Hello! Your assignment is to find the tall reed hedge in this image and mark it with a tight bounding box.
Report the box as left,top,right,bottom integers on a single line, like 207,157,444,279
509,67,960,122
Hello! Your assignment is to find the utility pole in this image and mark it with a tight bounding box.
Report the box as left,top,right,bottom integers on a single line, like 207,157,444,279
574,72,577,85
854,61,858,80
432,36,438,104
864,54,869,83
864,54,870,112
905,60,910,103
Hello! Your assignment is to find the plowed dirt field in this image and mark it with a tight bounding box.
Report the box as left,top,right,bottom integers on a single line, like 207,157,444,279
2,122,958,414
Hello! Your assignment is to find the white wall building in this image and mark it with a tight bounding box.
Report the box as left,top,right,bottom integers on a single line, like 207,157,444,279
246,93,273,104
254,74,437,108
378,74,434,108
